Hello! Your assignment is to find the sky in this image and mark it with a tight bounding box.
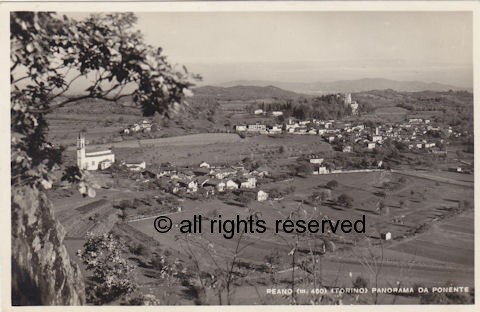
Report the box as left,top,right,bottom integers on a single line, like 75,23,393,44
67,11,473,87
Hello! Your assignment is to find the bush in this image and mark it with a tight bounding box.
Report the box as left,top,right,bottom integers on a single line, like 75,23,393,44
129,243,147,256
337,193,353,208
326,180,339,189
77,233,137,304
352,276,368,288
295,162,313,176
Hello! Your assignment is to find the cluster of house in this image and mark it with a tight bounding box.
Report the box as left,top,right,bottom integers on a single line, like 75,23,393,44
325,118,451,154
149,161,271,201
234,116,451,155
234,118,341,135
234,124,283,134
285,118,342,135
122,120,152,135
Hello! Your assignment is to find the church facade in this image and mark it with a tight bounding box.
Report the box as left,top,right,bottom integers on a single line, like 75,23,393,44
77,132,115,170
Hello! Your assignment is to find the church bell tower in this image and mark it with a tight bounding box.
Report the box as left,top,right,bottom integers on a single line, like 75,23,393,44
77,132,86,169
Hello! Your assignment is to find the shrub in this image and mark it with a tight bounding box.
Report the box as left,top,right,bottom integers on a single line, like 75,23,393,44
326,180,339,189
129,243,147,256
337,193,353,208
352,276,368,288
77,233,136,304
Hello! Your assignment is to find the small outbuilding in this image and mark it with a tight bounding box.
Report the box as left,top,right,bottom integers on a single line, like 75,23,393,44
381,232,392,241
257,190,269,202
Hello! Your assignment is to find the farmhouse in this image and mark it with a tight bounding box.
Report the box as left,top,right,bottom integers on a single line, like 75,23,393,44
310,158,324,164
409,118,423,124
272,111,283,117
199,186,215,197
125,161,146,172
257,190,269,202
372,135,383,143
226,179,239,190
178,180,198,193
238,177,257,189
268,125,283,134
235,125,247,132
77,132,115,170
247,124,267,132
187,181,198,193
254,109,264,115
216,181,226,192
199,161,210,169
317,166,329,174
381,232,392,240
214,168,237,179
204,179,226,192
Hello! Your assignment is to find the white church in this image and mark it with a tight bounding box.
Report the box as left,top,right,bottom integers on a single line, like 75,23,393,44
77,132,115,170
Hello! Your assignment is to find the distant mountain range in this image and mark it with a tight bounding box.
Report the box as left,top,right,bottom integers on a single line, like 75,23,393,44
215,78,469,94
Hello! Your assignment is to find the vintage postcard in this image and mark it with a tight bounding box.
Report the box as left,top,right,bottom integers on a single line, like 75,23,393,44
3,0,479,310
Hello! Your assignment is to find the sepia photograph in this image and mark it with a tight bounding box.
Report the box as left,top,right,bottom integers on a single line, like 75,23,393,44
6,1,477,308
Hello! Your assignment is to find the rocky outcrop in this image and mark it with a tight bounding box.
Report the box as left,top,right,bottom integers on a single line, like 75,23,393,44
11,185,86,305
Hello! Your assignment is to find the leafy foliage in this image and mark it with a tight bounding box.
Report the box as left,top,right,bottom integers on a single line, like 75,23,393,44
11,12,199,190
326,180,339,189
77,233,137,305
352,276,369,289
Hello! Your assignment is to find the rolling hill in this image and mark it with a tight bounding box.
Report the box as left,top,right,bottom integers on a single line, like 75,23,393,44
193,85,308,100
216,78,468,94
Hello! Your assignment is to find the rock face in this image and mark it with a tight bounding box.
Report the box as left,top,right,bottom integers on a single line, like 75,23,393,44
11,185,86,305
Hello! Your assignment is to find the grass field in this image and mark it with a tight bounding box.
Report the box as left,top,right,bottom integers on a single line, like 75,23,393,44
61,133,333,167
119,170,474,294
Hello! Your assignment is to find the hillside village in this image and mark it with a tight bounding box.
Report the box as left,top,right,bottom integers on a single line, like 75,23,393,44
75,91,472,218
54,86,474,305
